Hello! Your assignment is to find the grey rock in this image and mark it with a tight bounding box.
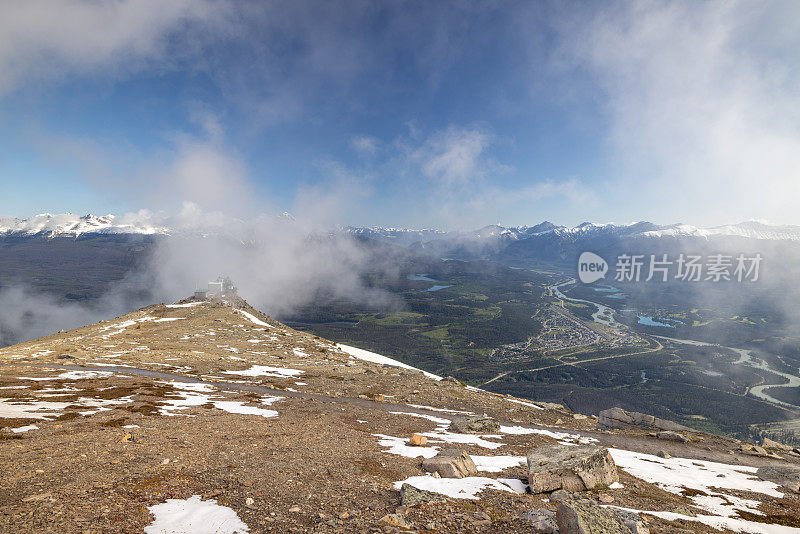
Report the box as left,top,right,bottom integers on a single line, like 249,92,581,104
556,498,630,534
597,407,690,432
613,509,650,534
549,490,571,502
527,445,618,493
656,450,671,459
520,508,559,533
657,431,688,443
422,449,478,479
400,484,447,506
756,465,800,493
450,415,500,434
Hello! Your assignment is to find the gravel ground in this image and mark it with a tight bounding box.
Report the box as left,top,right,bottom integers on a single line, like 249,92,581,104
1,299,798,533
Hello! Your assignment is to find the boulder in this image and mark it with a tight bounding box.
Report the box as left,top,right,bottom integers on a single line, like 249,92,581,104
520,508,558,533
657,431,688,443
597,407,690,433
400,483,447,506
556,498,630,534
756,466,800,493
527,445,618,493
451,415,500,434
422,449,478,479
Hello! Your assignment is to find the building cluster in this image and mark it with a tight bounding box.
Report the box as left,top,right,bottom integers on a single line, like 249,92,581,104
194,276,238,300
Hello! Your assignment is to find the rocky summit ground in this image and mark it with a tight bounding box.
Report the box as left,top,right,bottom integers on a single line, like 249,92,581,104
1,297,799,533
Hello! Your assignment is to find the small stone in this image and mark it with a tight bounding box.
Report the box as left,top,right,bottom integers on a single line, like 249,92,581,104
409,433,427,446
657,431,688,443
379,513,412,529
598,493,614,503
289,505,301,513
245,498,254,506
656,450,671,459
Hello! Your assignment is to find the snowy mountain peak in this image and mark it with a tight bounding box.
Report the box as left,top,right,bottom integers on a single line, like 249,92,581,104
0,212,169,238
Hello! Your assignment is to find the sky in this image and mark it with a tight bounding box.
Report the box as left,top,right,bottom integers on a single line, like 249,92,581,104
1,0,799,230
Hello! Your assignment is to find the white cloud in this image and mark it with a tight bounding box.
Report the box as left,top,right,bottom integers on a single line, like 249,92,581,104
349,135,379,155
416,126,491,188
557,0,800,225
0,0,227,95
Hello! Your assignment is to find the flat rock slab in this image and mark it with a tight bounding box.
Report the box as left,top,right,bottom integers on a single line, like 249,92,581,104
527,445,618,493
598,407,690,432
400,484,448,506
422,449,478,479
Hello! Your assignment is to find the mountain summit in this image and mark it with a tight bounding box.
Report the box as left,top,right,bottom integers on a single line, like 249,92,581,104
1,297,798,532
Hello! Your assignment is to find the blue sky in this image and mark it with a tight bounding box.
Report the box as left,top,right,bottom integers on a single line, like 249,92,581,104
1,0,799,229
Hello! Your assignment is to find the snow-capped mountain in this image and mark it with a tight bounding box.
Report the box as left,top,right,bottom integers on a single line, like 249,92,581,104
5,212,800,245
0,213,169,238
345,220,800,244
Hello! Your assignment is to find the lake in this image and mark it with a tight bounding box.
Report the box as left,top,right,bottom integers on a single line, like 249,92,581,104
406,274,437,282
425,285,452,292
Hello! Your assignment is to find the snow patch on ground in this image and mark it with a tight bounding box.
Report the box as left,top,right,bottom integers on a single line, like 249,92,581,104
471,455,526,472
406,404,474,415
145,495,249,534
499,425,597,445
374,434,439,458
10,424,38,433
0,399,71,419
222,365,304,378
57,370,114,380
166,302,206,308
393,476,520,500
212,401,277,419
386,411,504,450
610,448,783,518
505,398,544,410
611,506,800,534
337,344,442,380
234,309,274,328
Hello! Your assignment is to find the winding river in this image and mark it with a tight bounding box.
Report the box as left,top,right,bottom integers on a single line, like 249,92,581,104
655,335,800,408
550,278,800,409
551,279,622,328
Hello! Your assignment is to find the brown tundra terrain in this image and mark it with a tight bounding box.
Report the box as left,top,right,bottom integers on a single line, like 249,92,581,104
0,297,798,533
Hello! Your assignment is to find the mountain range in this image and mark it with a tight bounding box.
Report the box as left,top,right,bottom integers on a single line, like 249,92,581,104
4,212,800,243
